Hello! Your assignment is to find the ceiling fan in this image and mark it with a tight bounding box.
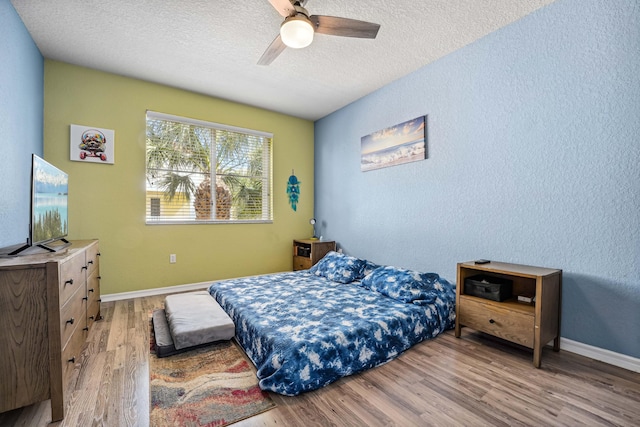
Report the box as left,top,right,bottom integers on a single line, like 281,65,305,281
259,0,381,65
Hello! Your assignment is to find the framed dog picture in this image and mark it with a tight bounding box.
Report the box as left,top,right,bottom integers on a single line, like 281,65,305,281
70,124,115,164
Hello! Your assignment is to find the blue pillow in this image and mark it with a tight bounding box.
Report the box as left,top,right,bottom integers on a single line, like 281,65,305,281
361,266,441,305
360,260,381,278
308,251,365,284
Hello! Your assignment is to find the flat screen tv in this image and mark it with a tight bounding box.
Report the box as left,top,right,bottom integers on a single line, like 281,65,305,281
9,154,70,255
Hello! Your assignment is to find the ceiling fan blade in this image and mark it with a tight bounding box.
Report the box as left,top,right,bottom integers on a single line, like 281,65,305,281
258,34,287,66
310,15,380,39
268,0,295,17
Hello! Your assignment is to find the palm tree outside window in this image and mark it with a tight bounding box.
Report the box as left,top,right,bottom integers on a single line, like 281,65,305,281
145,111,272,223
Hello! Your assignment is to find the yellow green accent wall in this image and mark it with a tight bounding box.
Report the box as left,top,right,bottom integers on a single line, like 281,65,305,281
44,60,315,295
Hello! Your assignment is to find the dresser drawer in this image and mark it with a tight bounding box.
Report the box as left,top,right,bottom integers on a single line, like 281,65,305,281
458,297,535,348
87,270,100,304
59,286,86,349
61,326,86,385
59,253,86,305
85,243,100,277
88,270,101,326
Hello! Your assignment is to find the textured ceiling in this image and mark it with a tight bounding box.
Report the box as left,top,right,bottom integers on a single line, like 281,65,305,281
11,0,555,121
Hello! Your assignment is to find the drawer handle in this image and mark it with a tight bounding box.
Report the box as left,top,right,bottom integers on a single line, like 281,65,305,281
97,252,101,256
68,357,75,364
83,296,88,301
89,315,95,320
66,317,75,325
489,319,495,324
82,266,88,271
89,288,95,293
83,327,89,331
65,279,74,285
98,298,102,302
98,276,102,280
88,260,94,265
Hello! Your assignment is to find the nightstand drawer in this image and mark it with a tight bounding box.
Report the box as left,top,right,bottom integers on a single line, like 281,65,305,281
293,255,312,271
458,297,534,348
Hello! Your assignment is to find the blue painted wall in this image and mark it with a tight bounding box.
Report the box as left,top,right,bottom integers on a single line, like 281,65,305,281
315,0,640,358
0,0,44,247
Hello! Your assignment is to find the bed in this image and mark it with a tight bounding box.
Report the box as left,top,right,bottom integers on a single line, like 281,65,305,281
208,251,456,395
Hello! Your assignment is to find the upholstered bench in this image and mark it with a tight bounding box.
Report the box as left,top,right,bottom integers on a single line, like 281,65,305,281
152,290,235,358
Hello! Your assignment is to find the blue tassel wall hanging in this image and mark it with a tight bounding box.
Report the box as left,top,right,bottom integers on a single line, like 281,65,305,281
287,170,300,211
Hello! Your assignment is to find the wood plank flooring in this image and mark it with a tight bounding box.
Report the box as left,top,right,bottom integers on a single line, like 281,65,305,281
1,295,639,426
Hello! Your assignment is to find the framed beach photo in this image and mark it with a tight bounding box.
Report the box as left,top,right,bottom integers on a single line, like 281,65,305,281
361,115,427,172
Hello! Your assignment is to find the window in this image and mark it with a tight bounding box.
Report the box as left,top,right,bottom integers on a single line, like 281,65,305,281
145,111,272,224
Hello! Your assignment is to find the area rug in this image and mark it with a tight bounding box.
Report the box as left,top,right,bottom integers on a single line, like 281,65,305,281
150,328,275,426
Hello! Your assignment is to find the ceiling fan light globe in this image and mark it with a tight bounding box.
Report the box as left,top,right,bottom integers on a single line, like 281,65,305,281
280,16,314,49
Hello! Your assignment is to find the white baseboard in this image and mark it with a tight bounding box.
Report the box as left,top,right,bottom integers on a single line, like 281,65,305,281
101,272,285,303
100,281,212,302
102,282,639,373
560,337,640,373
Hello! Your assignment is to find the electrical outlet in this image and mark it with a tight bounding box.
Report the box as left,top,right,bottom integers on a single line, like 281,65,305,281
170,254,176,263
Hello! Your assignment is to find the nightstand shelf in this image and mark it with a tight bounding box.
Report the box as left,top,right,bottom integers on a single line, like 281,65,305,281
292,239,336,271
454,260,562,368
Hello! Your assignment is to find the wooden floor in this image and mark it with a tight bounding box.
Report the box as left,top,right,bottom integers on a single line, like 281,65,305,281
1,295,639,427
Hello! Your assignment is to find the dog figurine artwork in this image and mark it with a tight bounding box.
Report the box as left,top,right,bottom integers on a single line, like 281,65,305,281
79,129,108,161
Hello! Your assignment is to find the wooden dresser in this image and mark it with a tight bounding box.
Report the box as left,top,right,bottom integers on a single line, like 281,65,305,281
0,240,101,422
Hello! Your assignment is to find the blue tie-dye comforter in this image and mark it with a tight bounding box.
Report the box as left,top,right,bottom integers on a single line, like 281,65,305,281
208,271,456,395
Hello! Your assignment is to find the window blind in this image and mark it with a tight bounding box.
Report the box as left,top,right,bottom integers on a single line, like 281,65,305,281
145,111,272,224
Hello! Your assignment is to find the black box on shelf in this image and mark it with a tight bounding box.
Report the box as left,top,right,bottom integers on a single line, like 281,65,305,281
464,275,513,302
296,246,311,257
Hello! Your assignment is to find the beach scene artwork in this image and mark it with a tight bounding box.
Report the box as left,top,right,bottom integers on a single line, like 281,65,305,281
361,116,426,172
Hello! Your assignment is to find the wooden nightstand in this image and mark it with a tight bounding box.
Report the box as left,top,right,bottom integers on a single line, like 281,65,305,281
292,239,336,271
455,260,562,368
